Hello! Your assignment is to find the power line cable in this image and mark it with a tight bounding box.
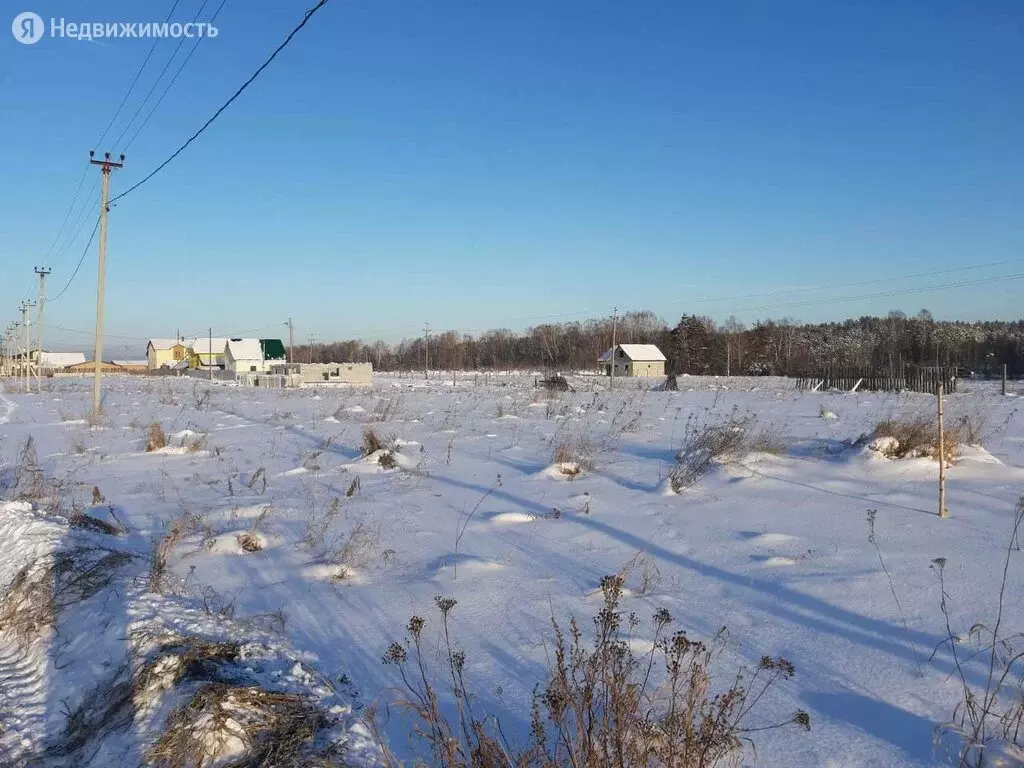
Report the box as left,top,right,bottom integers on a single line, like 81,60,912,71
123,0,231,152
41,163,91,262
94,0,183,149
111,0,217,151
111,0,334,204
46,218,101,304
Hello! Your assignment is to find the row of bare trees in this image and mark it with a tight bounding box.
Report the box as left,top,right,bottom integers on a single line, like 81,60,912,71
293,309,1024,377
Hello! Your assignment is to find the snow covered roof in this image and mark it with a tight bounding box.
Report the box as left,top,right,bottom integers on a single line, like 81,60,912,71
226,338,263,361
147,338,183,350
184,338,229,355
39,352,86,368
112,360,147,367
598,344,667,363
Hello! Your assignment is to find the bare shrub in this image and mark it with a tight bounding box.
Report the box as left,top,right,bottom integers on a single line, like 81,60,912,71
539,374,571,392
327,521,381,571
362,427,395,457
68,507,125,537
13,435,45,501
550,435,594,478
371,396,401,423
870,415,959,460
669,410,758,492
146,423,168,453
933,498,1024,765
346,477,360,498
150,513,202,593
378,451,398,470
376,576,808,768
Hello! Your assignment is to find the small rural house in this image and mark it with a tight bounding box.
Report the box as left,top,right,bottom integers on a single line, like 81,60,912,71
225,339,265,374
63,360,139,375
146,339,189,370
598,344,667,378
37,351,86,373
184,338,229,369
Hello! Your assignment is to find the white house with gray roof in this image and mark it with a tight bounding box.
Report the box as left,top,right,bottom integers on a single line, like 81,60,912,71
598,344,666,377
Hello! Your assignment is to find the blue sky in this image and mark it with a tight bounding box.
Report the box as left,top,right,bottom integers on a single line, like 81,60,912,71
2,0,1022,353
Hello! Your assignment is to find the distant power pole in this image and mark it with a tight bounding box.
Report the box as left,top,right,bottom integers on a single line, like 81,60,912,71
209,327,213,381
307,335,316,364
609,306,618,390
19,301,36,393
89,150,124,416
287,317,294,364
34,267,51,393
423,323,430,380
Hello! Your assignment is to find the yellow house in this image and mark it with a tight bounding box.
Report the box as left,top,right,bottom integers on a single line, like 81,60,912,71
183,337,229,369
146,339,189,370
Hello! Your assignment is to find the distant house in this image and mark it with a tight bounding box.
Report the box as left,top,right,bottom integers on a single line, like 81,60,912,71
598,344,667,378
183,338,229,369
259,339,288,365
37,351,87,372
112,360,148,374
225,339,265,374
63,360,136,375
147,339,188,370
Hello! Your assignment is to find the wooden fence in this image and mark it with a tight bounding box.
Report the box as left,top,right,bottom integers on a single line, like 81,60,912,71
795,365,957,394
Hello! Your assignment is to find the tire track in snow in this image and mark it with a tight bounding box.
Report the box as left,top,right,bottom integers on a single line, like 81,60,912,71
0,502,62,765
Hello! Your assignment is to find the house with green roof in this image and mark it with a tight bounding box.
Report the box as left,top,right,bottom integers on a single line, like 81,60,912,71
260,339,287,364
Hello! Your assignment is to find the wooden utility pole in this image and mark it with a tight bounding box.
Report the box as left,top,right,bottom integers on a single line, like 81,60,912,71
937,382,948,519
287,317,294,364
89,151,124,416
609,306,618,389
34,267,50,394
423,323,430,380
19,301,35,393
208,327,213,381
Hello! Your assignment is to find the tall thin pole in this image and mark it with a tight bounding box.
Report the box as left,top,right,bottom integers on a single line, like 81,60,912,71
34,267,50,393
288,317,294,364
209,327,213,381
20,302,35,393
609,306,618,389
89,151,124,416
423,323,430,380
937,382,947,519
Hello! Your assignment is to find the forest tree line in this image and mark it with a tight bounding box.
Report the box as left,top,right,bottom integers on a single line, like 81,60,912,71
293,310,1024,377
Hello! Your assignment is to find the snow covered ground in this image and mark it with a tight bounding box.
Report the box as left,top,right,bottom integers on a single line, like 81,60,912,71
1,373,1023,766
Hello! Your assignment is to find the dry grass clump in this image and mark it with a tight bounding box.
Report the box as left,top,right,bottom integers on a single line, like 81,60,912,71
150,512,204,593
669,411,761,492
148,684,328,768
67,508,125,537
146,423,168,452
0,547,133,646
236,532,263,553
550,435,595,478
50,635,242,760
361,427,395,456
375,576,808,768
870,415,959,460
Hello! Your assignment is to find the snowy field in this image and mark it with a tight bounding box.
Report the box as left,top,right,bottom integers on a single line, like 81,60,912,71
1,373,1023,766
